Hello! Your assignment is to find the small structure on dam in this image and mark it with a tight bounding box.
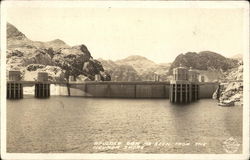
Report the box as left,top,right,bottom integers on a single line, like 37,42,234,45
200,75,205,82
95,74,101,81
170,65,199,103
154,74,160,82
7,70,23,99
35,72,50,98
69,76,76,82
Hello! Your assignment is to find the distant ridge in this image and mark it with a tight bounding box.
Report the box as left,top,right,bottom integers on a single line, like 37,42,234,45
7,22,69,50
7,22,27,40
116,55,157,73
47,39,67,45
99,55,171,81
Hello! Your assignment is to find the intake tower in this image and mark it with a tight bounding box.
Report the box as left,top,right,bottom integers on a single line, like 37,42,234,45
170,65,199,103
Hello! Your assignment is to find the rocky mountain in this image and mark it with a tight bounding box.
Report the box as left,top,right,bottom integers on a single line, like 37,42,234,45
98,56,171,81
169,51,239,74
98,58,142,81
7,23,240,83
7,23,110,82
116,55,157,73
7,23,27,40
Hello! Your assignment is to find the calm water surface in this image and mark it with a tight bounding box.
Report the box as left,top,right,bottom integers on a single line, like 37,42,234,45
7,97,242,153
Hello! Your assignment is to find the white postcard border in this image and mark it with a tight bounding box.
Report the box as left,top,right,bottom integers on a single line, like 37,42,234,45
1,1,249,160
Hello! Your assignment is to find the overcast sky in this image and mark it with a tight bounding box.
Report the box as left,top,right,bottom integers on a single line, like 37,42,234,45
7,6,245,63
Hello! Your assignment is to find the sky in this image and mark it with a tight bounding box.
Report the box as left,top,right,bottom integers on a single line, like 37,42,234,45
6,6,245,63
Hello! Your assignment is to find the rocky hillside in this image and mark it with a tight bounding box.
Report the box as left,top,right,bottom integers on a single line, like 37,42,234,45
213,62,243,106
169,51,239,74
116,55,157,73
99,56,171,81
102,52,234,82
7,23,110,81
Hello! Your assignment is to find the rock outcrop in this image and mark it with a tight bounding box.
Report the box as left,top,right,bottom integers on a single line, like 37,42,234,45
217,63,243,106
7,22,110,82
24,64,65,82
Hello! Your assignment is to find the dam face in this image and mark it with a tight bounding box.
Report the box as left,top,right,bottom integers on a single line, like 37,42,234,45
65,81,217,99
69,82,170,98
7,71,218,99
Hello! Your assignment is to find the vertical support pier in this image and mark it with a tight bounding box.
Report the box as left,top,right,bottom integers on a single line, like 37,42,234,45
185,84,188,103
170,82,191,103
67,83,71,97
7,71,23,99
68,76,76,96
189,84,192,102
134,84,137,98
197,84,199,100
191,83,199,101
180,84,183,103
169,84,172,102
35,72,50,98
192,84,196,101
217,84,221,99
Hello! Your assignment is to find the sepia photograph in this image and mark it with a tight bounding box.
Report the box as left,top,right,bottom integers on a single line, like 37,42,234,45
1,1,249,160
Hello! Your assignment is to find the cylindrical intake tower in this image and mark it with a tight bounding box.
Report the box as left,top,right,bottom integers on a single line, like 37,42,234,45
35,72,50,98
7,71,23,99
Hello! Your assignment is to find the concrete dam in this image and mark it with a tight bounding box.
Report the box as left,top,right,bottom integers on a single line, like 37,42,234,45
7,65,219,102
7,72,218,100
67,81,218,99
